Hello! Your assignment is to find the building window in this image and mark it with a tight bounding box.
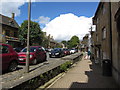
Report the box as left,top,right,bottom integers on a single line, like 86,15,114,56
101,4,106,15
14,31,18,38
103,6,106,15
97,18,99,24
102,51,107,59
97,50,99,58
96,34,98,42
102,27,106,39
5,30,10,36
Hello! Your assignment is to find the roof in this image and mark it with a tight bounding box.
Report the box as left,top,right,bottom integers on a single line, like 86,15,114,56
0,14,19,29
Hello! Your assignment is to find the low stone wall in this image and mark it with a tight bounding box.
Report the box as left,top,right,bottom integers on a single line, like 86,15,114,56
2,53,83,90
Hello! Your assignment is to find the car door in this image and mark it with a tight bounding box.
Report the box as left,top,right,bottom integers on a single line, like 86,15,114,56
38,47,46,61
1,45,11,71
34,48,40,61
41,47,46,60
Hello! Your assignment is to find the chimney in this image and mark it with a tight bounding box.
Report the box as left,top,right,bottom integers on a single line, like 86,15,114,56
12,13,15,19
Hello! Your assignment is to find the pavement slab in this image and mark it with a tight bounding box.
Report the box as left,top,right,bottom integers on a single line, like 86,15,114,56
48,57,119,88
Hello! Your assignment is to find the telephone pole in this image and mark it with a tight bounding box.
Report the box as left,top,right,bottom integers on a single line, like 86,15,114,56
25,0,31,73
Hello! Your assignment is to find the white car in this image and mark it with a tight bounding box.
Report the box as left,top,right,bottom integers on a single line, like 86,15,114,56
70,49,76,54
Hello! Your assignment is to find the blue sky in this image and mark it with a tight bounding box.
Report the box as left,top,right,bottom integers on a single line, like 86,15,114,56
1,2,99,41
15,2,99,26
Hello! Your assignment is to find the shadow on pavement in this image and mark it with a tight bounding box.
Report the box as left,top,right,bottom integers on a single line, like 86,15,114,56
69,59,119,89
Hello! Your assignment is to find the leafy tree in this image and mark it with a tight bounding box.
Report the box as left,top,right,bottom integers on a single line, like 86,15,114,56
61,40,67,48
41,37,49,48
67,35,80,48
19,20,44,46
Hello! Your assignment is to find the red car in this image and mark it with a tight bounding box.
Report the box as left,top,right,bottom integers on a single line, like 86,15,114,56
0,43,18,72
63,49,70,56
18,46,47,64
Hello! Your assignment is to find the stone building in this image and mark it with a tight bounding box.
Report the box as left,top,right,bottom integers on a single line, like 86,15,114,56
92,1,120,86
93,2,112,65
111,2,120,86
81,34,89,52
43,33,62,49
90,31,97,60
0,13,20,47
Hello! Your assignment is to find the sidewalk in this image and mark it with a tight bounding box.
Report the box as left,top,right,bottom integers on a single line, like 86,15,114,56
47,57,119,88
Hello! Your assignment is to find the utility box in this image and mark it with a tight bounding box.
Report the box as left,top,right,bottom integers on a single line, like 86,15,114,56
102,59,112,76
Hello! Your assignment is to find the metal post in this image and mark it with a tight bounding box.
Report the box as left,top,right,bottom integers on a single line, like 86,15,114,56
25,0,31,73
109,0,113,70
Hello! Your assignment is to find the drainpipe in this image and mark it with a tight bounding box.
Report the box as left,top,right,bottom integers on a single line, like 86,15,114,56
109,1,113,69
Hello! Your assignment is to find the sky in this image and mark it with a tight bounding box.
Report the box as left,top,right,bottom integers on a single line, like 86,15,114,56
1,0,99,42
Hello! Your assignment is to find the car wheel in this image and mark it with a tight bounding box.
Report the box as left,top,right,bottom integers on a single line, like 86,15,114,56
32,59,37,65
59,54,62,58
8,61,18,72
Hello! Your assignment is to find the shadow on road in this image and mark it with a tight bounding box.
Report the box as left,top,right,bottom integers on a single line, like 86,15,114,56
1,67,23,75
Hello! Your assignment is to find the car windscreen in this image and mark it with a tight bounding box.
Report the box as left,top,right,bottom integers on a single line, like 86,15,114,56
63,49,68,51
53,48,61,52
21,47,37,52
0,45,9,54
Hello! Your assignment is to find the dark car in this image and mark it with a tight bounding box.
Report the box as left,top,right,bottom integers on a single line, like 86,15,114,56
0,43,18,72
18,46,47,64
49,48,64,58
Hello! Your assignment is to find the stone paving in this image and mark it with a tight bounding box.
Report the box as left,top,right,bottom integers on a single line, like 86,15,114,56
48,57,119,88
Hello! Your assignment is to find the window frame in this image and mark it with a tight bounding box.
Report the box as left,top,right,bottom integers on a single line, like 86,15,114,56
102,27,106,40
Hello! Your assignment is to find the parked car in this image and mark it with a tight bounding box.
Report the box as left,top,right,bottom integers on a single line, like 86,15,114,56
63,49,70,55
0,43,18,72
70,48,76,54
45,48,53,52
49,48,64,58
48,48,53,52
18,46,47,64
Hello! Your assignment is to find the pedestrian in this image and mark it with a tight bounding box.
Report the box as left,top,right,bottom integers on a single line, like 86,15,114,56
87,50,91,59
84,51,88,59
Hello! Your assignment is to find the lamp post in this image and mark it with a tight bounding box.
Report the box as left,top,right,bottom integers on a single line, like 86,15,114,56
25,0,31,73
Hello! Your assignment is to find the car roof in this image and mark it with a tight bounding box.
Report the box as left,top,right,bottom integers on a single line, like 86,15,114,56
0,43,11,47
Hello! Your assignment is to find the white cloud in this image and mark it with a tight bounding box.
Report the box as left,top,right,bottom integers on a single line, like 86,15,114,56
1,0,26,17
34,16,50,25
43,13,92,41
1,0,36,2
0,0,36,17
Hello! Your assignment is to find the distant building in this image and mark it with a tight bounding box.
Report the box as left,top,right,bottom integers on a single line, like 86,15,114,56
0,13,20,47
43,33,62,49
81,34,89,52
92,1,120,86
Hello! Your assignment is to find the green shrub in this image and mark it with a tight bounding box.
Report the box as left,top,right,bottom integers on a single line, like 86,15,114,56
60,61,72,72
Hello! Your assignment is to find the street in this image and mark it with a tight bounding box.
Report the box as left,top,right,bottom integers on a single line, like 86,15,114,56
18,52,60,71
1,53,81,89
2,52,64,75
1,1,120,89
